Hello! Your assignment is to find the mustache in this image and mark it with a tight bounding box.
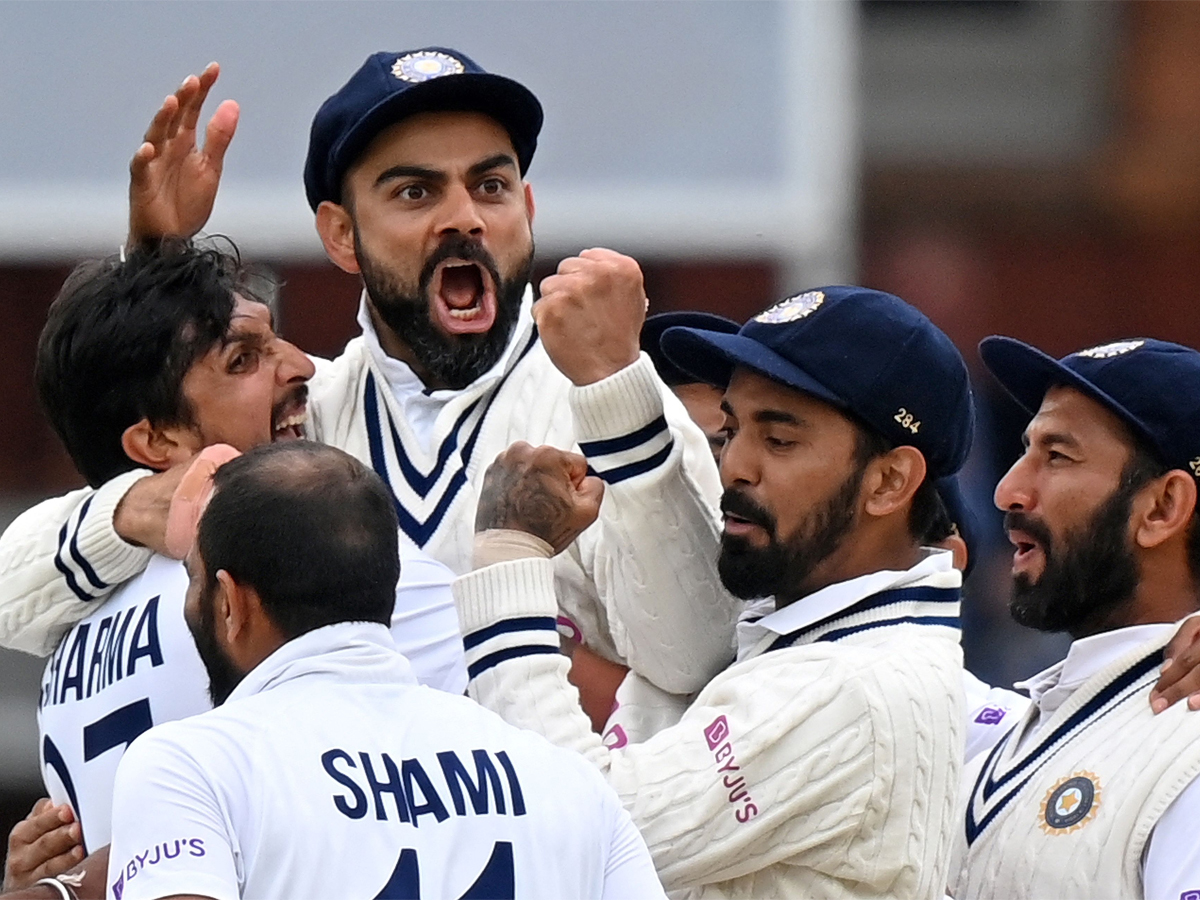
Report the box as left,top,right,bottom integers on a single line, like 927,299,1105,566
720,489,777,533
419,234,502,295
1003,510,1053,549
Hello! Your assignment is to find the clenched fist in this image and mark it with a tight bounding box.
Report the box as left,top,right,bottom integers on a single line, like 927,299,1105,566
535,248,647,386
475,443,605,553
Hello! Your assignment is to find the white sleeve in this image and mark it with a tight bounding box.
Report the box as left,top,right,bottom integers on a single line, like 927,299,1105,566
454,558,947,892
0,470,154,656
601,793,668,900
1142,773,1200,899
961,670,1031,763
392,545,468,694
108,730,239,900
569,354,738,695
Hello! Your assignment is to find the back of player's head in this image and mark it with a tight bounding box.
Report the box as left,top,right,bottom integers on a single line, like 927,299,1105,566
35,240,252,487
198,442,399,638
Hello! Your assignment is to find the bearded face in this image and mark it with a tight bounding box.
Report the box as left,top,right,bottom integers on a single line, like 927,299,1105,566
718,464,866,603
1006,476,1143,638
356,229,533,390
186,576,246,707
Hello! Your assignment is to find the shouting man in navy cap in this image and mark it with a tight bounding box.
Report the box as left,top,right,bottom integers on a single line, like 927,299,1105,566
452,286,973,898
0,54,735,718
949,337,1200,900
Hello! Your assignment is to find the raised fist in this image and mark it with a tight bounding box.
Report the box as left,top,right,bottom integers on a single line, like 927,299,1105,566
475,443,605,553
535,248,647,386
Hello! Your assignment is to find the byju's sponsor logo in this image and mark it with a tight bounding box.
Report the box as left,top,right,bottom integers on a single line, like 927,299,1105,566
704,715,758,823
112,838,206,898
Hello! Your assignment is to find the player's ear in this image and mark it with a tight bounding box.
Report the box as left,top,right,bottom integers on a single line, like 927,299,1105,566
1134,469,1197,550
315,200,361,275
215,569,249,643
122,419,200,472
524,182,536,226
862,445,927,521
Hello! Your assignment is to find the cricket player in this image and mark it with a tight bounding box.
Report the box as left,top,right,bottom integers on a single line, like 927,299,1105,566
948,337,1200,899
30,242,467,860
104,441,664,900
453,286,972,897
0,50,736,710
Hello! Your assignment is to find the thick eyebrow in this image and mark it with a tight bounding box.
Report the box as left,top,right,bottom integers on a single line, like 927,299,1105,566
719,399,805,428
467,153,518,178
372,154,517,191
1024,429,1081,450
220,327,269,351
374,164,445,189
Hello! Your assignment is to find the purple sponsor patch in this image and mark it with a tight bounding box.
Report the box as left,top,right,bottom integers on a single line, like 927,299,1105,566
1180,891,1200,900
974,706,1007,725
111,870,125,900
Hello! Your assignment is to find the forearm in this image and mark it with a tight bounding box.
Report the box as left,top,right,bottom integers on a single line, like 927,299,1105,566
0,473,153,655
454,559,874,890
571,356,737,694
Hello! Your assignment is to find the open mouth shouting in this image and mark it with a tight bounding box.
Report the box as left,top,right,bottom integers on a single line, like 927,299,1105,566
430,259,498,335
272,388,309,442
1006,526,1047,580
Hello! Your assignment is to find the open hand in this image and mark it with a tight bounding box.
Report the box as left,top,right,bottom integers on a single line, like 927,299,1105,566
128,62,239,246
1151,614,1200,713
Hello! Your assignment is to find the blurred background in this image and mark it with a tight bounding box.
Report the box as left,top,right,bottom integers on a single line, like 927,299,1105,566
3,0,1199,839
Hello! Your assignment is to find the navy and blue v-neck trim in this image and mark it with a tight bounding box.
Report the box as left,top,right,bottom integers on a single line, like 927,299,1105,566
363,330,540,547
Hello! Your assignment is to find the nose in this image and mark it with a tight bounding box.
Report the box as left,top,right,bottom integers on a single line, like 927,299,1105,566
277,338,315,385
436,182,485,237
994,453,1033,512
718,430,757,490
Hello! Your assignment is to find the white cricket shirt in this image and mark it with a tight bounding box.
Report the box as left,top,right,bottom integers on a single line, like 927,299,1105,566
106,623,663,900
40,547,466,851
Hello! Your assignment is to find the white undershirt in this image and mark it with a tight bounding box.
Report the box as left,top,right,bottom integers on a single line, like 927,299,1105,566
355,289,534,451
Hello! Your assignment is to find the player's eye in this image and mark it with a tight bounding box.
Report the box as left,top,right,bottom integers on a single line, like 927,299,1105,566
398,184,428,202
478,177,506,196
228,348,260,374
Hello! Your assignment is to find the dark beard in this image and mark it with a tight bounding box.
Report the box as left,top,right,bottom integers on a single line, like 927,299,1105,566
187,584,246,706
357,230,532,390
1006,479,1141,638
718,466,865,603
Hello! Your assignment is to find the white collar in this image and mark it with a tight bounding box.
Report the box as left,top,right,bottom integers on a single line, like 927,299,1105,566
355,286,536,399
1015,622,1176,713
225,621,416,704
754,547,958,636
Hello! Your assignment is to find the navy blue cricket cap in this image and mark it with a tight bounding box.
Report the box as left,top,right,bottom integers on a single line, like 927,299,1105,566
660,286,975,477
641,311,740,387
304,47,543,211
980,336,1200,479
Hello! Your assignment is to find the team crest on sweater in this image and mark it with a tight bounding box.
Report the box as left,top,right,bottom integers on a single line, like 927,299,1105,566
1039,772,1101,834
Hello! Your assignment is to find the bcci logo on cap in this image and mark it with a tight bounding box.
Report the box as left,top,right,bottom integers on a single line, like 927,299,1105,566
1039,772,1101,834
1074,340,1145,360
754,291,825,325
392,51,465,83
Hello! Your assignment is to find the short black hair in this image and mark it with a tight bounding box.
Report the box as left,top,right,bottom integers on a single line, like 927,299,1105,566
35,240,262,487
851,421,947,543
198,442,399,638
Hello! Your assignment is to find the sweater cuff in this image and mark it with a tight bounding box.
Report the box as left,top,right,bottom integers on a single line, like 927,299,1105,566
570,356,674,485
453,558,562,681
61,470,156,601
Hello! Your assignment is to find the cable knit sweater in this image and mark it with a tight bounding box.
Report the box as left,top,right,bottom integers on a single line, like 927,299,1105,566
454,553,966,898
0,303,738,700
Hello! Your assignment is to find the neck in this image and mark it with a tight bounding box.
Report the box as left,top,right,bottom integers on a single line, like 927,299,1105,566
365,301,448,390
777,530,926,609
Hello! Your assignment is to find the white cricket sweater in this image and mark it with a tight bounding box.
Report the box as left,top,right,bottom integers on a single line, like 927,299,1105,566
948,624,1200,900
0,298,737,698
454,552,966,898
